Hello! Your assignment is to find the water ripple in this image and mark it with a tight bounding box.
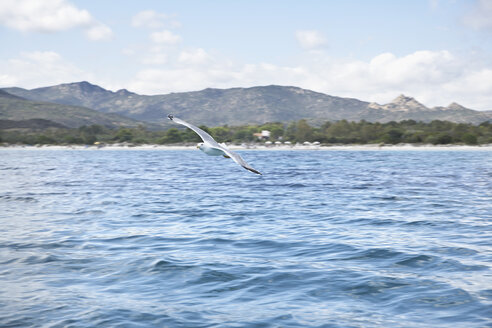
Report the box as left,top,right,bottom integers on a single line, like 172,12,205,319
0,149,491,327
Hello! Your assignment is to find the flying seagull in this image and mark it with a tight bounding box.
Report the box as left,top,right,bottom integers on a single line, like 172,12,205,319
168,114,262,175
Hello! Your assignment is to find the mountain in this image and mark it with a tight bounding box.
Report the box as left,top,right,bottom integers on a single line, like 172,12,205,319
3,82,491,125
0,90,146,128
368,95,430,112
0,89,23,100
0,118,68,130
2,82,370,125
365,95,491,123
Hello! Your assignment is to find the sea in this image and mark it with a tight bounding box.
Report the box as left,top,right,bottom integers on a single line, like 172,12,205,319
1,148,491,328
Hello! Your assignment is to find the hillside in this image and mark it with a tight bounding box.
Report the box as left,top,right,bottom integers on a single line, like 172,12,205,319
3,82,491,125
0,90,146,128
0,118,68,130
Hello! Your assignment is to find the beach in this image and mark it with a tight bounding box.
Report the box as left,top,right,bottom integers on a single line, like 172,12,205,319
2,143,491,151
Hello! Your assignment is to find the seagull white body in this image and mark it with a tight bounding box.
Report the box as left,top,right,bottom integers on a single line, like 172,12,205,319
199,144,228,156
168,114,262,175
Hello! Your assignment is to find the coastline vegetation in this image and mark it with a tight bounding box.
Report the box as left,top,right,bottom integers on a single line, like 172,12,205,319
1,119,491,146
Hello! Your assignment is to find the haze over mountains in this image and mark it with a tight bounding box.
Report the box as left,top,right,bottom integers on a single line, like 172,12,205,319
2,81,491,128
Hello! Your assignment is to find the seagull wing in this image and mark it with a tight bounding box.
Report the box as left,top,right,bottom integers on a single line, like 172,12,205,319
168,115,220,147
168,114,261,175
218,144,262,175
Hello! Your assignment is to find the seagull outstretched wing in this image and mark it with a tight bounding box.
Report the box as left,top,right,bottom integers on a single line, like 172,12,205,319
168,114,261,175
168,114,219,147
219,145,262,175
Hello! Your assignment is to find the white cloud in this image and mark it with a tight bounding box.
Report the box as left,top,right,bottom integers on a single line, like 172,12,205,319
85,23,113,41
150,30,181,44
178,48,211,65
132,10,180,29
0,51,89,88
299,50,492,110
0,0,112,41
126,49,492,111
0,0,91,32
142,53,168,65
463,0,492,30
295,30,327,49
3,46,492,111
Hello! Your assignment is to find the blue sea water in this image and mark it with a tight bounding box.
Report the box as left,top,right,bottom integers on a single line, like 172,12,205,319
0,148,491,328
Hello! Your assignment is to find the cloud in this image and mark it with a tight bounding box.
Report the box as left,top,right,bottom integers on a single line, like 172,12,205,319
85,23,113,41
150,29,181,44
463,0,492,30
295,30,327,49
0,0,112,40
3,47,492,111
142,51,168,65
128,62,307,96
126,49,492,111
0,51,89,88
299,50,492,110
132,10,180,29
178,48,211,65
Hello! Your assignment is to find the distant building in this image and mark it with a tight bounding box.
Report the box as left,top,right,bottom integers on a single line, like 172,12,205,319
253,130,271,140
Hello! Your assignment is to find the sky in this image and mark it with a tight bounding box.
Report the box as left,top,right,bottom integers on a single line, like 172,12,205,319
1,0,492,110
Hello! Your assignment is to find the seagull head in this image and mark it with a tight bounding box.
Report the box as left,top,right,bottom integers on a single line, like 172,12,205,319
167,114,174,120
196,142,204,149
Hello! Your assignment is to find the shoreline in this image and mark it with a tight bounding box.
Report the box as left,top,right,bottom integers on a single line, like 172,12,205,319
1,143,491,151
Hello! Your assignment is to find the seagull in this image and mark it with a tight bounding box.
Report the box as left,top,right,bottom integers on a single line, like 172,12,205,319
168,114,262,175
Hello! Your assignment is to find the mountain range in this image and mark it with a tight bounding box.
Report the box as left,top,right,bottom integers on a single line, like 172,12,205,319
0,88,144,129
2,81,491,128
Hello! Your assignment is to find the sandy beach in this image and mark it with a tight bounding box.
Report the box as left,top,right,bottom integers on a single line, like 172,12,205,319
1,143,491,151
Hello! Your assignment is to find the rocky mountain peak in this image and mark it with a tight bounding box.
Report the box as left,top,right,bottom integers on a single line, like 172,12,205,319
392,94,413,103
385,94,428,112
368,94,429,112
115,89,134,96
68,81,106,92
447,102,467,111
45,81,108,97
391,94,423,106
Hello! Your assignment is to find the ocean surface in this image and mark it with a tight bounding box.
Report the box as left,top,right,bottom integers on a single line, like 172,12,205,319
1,148,491,328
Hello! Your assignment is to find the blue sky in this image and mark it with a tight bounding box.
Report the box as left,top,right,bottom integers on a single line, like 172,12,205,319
1,0,492,110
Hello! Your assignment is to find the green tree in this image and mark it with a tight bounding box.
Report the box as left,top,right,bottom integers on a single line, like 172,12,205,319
384,129,404,144
295,119,313,142
114,128,133,142
36,135,57,144
181,128,201,142
260,122,284,140
462,133,478,145
84,135,97,145
64,135,85,144
284,121,297,141
158,128,183,144
359,123,379,143
325,120,351,140
233,126,256,142
403,131,425,143
210,126,231,142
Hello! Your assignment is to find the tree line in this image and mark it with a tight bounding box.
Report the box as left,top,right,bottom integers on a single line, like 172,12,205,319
1,119,491,145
